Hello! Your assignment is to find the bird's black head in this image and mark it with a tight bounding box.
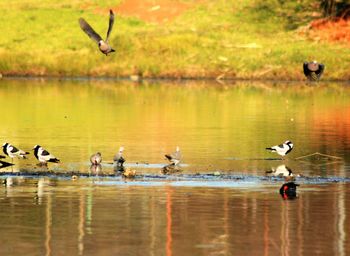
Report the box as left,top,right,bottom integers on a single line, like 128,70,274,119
33,145,41,150
2,142,8,148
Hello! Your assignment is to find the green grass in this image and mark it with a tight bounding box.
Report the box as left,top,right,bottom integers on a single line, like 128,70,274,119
0,0,349,80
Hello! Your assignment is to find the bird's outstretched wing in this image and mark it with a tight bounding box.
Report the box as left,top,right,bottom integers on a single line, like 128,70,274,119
106,9,114,42
79,18,103,44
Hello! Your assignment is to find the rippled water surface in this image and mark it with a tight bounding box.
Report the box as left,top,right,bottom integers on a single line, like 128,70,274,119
1,79,350,255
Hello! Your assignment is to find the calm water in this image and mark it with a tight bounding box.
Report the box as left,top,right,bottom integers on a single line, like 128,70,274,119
1,78,350,255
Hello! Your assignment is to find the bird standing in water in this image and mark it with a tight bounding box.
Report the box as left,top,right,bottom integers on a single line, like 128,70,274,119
303,61,325,81
90,152,102,165
33,145,60,165
266,140,293,157
113,147,125,167
79,9,115,56
165,146,181,166
2,142,30,162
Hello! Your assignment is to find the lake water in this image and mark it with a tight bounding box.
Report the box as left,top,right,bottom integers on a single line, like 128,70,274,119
1,78,350,255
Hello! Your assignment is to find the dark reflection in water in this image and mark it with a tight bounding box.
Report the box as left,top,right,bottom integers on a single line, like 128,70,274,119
0,178,349,255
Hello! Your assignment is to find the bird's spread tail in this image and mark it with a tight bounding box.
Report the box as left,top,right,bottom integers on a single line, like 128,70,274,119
266,147,274,151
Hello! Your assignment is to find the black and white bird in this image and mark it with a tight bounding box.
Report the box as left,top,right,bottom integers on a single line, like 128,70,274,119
2,142,30,162
33,145,60,164
90,152,102,165
113,146,125,167
266,140,293,157
79,9,115,56
165,146,181,166
303,61,325,81
279,182,299,200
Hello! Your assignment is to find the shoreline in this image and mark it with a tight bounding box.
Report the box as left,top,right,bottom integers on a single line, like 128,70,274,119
1,74,349,84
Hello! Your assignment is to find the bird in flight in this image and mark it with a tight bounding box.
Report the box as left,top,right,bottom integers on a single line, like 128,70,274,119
303,61,325,81
79,9,115,55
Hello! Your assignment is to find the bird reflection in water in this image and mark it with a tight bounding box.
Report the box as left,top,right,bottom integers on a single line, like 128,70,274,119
90,164,102,175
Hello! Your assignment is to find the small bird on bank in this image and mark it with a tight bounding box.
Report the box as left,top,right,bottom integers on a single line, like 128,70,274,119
79,9,115,56
303,61,325,81
33,145,60,164
2,142,30,162
113,146,125,167
90,152,102,165
266,140,293,157
165,146,181,166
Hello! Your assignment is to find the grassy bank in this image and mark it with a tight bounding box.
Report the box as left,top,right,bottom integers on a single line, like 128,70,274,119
0,0,349,80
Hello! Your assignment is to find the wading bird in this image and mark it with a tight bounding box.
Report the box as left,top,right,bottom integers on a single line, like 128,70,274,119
266,140,293,157
2,142,30,162
165,146,181,166
90,152,102,165
303,61,325,81
113,146,125,167
33,145,60,164
79,9,115,55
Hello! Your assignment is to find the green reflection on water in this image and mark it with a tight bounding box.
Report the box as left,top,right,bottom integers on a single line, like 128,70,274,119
0,79,350,175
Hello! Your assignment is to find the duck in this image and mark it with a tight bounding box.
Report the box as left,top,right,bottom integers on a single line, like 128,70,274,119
79,9,115,56
279,182,299,200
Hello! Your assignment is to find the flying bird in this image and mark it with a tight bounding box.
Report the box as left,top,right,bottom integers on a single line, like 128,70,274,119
165,146,181,166
90,152,102,165
113,146,125,167
79,9,115,55
266,140,293,157
33,145,60,164
303,61,325,81
2,142,30,162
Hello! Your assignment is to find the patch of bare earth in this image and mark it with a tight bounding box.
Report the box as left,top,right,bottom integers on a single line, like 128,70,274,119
301,18,350,46
92,0,202,24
